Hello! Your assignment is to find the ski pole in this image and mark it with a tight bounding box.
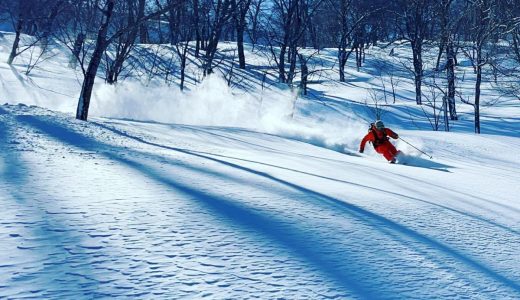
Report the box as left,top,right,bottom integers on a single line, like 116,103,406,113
399,137,433,159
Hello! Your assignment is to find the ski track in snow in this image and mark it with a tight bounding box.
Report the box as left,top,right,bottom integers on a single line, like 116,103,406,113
0,105,519,299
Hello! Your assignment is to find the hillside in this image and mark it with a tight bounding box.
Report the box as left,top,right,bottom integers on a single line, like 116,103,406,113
1,30,520,299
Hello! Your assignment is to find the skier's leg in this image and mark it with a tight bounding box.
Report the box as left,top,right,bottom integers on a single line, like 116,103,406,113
386,142,398,158
377,144,394,161
384,143,400,162
383,150,395,161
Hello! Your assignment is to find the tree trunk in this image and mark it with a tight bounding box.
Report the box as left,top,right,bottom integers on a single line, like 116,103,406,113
202,0,233,75
355,46,360,71
278,45,287,83
337,0,348,82
512,33,520,63
474,64,482,134
69,33,85,69
443,96,449,131
106,0,139,85
339,50,346,82
249,0,261,48
7,16,23,65
412,42,423,105
446,41,458,120
435,44,444,71
180,53,187,91
307,14,318,49
338,45,353,82
435,0,450,71
236,18,246,69
138,0,148,43
204,32,222,75
194,0,201,57
41,0,65,49
106,51,126,84
414,73,422,105
299,53,308,95
287,45,297,83
76,0,115,121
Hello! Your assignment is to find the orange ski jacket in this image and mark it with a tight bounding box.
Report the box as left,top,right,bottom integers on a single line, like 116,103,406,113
359,127,398,152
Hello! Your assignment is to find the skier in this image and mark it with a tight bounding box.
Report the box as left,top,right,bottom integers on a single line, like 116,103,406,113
359,120,400,163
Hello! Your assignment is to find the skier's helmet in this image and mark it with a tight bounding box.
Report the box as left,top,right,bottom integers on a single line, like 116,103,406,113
374,120,385,130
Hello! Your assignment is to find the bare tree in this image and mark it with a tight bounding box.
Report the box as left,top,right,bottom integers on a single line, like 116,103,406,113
138,0,148,43
104,0,144,84
423,77,449,131
498,0,520,100
166,0,193,90
366,88,387,120
298,53,309,94
40,0,66,48
434,0,453,71
53,0,102,71
201,0,235,75
234,0,253,69
265,0,323,84
76,0,117,121
394,0,434,105
462,0,501,133
324,0,381,82
246,0,265,49
6,0,66,65
332,0,367,81
434,0,462,120
7,0,33,65
76,1,179,120
446,35,458,120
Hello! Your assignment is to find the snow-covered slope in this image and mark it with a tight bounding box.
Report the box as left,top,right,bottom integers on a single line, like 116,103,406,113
1,31,518,136
1,30,520,298
1,104,519,299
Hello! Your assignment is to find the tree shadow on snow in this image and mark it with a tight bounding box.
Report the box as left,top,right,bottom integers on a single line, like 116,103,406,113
18,114,520,297
102,119,361,162
95,120,519,238
18,114,382,298
0,108,102,295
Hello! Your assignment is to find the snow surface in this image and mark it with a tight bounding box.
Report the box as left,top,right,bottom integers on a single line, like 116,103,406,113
0,31,519,298
1,104,519,299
